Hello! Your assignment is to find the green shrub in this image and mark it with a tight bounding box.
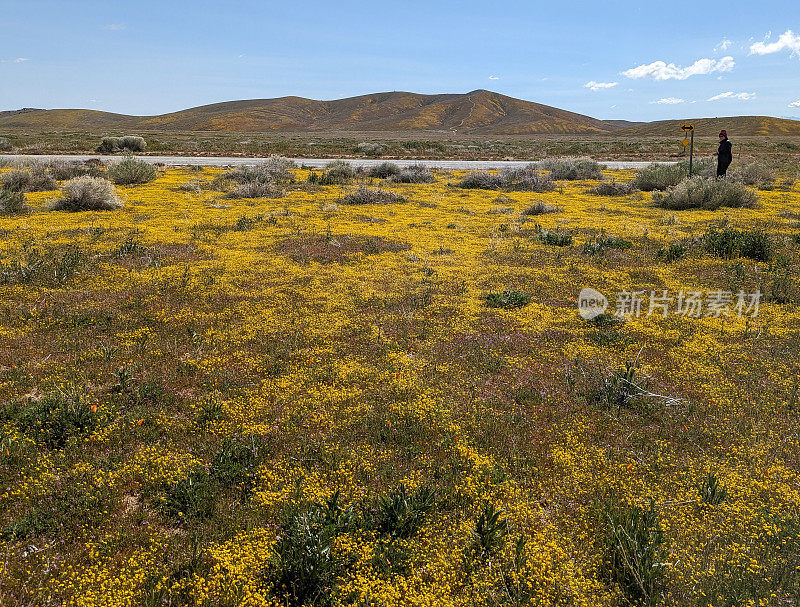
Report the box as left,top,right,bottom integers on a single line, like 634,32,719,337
701,227,771,261
1,506,52,540
114,237,146,258
107,157,157,185
357,142,385,156
120,135,146,152
390,164,436,183
51,176,122,211
178,179,203,193
457,171,503,190
96,138,119,153
633,163,686,191
590,180,637,196
498,166,556,192
233,215,257,231
340,186,405,205
308,160,355,185
599,500,667,606
521,200,563,215
765,265,797,304
697,473,728,505
163,468,215,522
266,491,355,607
211,435,265,496
1,471,110,540
634,159,714,191
368,162,401,179
1,167,56,192
539,230,573,247
0,245,85,286
376,484,435,539
731,162,774,186
0,188,28,214
96,135,146,153
483,289,531,309
457,166,555,192
468,502,508,561
582,232,634,255
222,158,294,186
0,137,12,151
656,242,687,262
653,176,758,210
225,181,285,199
48,160,105,181
702,227,739,259
529,224,572,246
590,361,648,411
738,230,772,261
14,392,97,449
540,157,604,180
589,312,625,328
262,155,297,171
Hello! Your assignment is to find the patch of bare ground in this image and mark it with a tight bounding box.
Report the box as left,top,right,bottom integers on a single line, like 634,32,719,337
276,233,411,264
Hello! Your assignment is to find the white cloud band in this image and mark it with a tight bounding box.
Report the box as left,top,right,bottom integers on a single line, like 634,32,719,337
584,81,618,92
707,91,756,101
750,30,800,57
651,97,685,105
622,56,734,80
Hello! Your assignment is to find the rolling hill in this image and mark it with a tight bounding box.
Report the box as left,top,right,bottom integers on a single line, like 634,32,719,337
1,91,800,136
0,108,136,130
0,90,615,135
617,116,800,137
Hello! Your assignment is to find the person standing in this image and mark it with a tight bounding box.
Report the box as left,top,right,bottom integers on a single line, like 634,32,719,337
713,130,733,177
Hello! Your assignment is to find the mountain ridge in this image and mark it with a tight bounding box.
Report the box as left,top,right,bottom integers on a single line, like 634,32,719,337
2,91,800,136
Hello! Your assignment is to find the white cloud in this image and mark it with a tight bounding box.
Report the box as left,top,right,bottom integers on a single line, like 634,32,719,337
103,23,126,30
651,97,686,105
1,57,29,63
584,80,618,92
622,56,734,80
789,100,800,108
715,38,732,52
488,75,499,80
707,91,756,101
750,30,800,57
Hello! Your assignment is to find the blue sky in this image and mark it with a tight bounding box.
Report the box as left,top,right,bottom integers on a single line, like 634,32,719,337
1,0,799,121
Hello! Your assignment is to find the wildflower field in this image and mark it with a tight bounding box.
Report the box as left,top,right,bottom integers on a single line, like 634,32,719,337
1,162,799,606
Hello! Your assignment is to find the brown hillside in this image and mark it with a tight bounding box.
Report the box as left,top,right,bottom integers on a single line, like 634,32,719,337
0,109,136,130
619,116,800,137
0,91,615,135
136,90,615,134
2,94,798,137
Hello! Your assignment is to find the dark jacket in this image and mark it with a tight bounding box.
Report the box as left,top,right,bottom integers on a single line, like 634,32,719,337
718,138,732,165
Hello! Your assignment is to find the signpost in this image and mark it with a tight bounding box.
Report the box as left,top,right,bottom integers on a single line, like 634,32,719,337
681,124,694,176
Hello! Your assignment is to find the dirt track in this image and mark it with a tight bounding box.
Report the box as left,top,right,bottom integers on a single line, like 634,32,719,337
3,154,674,169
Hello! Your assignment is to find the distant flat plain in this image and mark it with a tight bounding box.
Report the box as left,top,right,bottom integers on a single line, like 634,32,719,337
2,131,799,166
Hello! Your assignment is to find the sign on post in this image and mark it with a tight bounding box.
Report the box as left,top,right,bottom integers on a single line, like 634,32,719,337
680,124,695,176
